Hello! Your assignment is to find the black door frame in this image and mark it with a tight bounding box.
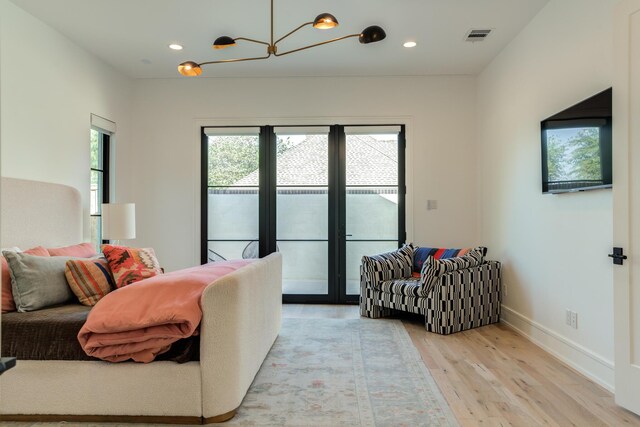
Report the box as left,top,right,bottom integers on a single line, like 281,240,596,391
336,125,407,304
201,124,406,304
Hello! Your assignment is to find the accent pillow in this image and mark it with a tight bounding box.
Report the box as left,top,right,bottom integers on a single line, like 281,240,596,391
101,244,162,288
420,247,485,293
3,251,77,312
65,256,115,306
1,246,49,313
361,243,415,281
412,246,488,277
47,243,97,257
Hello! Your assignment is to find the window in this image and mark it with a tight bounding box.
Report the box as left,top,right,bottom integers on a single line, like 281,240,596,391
90,129,110,250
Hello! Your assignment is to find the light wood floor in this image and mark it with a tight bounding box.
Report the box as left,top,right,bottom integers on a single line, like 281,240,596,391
284,304,640,427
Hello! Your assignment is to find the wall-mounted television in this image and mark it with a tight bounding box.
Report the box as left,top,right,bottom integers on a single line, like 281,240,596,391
541,88,612,194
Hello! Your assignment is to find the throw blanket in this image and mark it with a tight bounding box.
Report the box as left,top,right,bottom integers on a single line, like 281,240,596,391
78,260,253,363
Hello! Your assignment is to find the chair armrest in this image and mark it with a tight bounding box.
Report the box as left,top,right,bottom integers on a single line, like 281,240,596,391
426,261,501,334
432,261,502,299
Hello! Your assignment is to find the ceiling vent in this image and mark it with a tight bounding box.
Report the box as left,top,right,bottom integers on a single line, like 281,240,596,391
465,29,492,42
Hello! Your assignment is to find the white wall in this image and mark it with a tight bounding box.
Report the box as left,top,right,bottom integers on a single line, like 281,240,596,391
130,76,478,271
0,0,134,242
477,0,618,389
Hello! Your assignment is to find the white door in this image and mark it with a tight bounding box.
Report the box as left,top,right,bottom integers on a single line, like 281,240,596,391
613,0,640,415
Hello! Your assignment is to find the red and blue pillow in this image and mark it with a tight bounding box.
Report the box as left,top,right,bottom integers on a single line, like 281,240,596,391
412,246,487,277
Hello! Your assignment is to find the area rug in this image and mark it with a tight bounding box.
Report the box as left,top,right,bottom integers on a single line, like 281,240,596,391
3,318,457,427
228,317,457,426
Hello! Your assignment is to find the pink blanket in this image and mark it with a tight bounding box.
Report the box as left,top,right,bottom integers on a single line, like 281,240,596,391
78,260,253,363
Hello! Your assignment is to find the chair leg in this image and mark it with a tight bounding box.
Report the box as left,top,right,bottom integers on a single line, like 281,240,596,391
359,265,391,318
359,287,391,318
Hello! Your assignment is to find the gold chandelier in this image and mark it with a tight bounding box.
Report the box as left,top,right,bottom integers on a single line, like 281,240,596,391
178,0,386,76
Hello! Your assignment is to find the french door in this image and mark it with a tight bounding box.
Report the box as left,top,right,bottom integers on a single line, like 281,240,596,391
202,125,405,303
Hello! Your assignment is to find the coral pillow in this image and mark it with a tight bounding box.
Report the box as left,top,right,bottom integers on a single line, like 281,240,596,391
65,256,115,306
1,246,49,313
101,244,162,289
1,248,19,313
47,243,97,257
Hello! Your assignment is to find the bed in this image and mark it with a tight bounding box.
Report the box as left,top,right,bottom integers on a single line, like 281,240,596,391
0,177,283,424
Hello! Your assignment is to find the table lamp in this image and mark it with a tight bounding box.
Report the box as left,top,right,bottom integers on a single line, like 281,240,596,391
101,203,136,245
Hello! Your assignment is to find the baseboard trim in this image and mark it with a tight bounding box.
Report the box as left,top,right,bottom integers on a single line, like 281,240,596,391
500,305,615,392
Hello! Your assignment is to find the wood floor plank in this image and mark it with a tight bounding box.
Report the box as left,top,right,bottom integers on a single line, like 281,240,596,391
284,305,640,426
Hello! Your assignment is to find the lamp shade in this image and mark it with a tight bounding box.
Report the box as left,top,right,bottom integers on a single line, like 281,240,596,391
213,36,236,49
313,13,339,29
178,61,202,76
102,203,136,240
359,25,386,44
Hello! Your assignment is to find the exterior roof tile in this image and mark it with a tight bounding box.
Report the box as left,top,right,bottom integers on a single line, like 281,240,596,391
234,135,398,186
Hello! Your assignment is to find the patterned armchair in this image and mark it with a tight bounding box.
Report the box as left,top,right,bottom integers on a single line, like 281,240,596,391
360,244,501,335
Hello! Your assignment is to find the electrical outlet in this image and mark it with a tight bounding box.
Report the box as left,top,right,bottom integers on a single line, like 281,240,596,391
502,282,508,297
570,311,578,329
427,200,438,210
566,309,572,326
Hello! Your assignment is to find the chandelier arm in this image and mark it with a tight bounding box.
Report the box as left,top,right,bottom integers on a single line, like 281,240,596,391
273,33,359,57
234,37,271,46
199,53,272,66
274,22,314,45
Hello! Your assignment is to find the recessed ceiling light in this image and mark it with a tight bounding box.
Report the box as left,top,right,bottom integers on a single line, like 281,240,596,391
403,41,417,48
169,44,183,50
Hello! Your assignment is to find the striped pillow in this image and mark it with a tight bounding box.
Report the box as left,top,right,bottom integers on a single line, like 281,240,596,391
65,257,115,306
420,247,485,294
361,243,415,282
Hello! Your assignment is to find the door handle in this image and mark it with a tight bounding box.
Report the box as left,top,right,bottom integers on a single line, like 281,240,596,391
608,247,628,265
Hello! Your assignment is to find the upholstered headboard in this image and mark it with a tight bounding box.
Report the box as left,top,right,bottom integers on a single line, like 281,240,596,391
1,177,83,249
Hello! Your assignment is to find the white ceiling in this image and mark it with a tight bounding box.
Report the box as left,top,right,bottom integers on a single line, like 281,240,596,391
10,0,549,79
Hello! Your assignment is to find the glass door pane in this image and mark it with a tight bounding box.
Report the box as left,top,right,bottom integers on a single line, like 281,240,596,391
345,130,402,296
206,133,260,262
276,130,329,295
90,129,104,250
